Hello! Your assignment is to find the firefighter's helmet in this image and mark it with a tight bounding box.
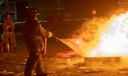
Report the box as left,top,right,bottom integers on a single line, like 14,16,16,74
27,8,40,16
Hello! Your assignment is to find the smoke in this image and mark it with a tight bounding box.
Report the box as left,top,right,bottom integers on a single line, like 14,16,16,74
59,17,110,57
75,17,110,56
58,10,128,58
55,9,128,69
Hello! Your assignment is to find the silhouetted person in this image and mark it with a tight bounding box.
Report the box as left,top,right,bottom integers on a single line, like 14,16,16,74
23,8,53,76
2,12,17,52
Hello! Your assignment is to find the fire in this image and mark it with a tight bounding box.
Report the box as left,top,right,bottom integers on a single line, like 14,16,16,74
91,11,128,57
75,39,80,45
59,11,128,57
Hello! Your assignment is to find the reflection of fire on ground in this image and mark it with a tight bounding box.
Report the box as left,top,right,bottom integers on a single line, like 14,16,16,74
56,11,128,67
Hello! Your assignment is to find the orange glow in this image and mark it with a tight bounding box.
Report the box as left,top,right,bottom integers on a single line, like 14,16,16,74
90,11,128,57
59,11,128,57
59,17,109,57
92,10,97,15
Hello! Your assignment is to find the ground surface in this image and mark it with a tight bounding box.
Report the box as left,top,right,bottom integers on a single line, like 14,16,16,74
0,34,128,76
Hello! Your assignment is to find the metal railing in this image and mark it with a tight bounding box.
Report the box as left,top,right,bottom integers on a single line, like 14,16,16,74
0,0,6,21
0,0,4,5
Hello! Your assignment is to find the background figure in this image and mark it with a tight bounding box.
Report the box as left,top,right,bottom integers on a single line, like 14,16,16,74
23,8,53,76
2,12,17,52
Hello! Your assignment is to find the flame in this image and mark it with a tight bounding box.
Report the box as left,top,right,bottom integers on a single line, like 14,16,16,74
60,11,128,57
91,11,128,57
60,17,109,57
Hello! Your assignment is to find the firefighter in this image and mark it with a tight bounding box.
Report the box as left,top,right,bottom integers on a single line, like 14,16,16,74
23,8,53,76
2,12,17,52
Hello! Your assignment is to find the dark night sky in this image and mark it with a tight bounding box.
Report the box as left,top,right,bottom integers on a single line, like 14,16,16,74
63,0,118,17
15,0,119,20
27,0,119,17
